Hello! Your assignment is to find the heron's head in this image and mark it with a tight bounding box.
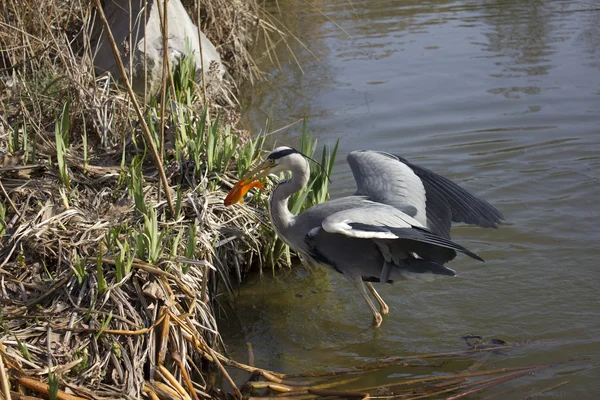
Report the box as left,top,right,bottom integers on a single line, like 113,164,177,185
243,146,307,180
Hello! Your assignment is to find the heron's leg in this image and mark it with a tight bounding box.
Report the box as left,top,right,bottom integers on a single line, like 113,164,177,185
366,282,389,315
346,273,383,327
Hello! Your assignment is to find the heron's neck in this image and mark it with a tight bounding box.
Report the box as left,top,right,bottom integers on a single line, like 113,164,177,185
269,163,310,234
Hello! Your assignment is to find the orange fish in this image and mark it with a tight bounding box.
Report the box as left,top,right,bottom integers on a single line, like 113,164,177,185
224,179,265,206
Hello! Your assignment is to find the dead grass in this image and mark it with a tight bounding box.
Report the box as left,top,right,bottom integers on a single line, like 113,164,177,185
0,0,274,398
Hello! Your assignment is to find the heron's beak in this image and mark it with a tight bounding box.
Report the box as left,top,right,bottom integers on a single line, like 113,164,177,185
242,160,273,181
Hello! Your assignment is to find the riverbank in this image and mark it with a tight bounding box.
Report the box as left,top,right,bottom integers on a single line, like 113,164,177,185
0,1,298,398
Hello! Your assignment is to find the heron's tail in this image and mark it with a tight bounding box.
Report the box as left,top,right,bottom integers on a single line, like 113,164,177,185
396,259,457,279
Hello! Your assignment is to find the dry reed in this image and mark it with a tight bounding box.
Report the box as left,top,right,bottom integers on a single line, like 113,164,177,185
0,0,270,398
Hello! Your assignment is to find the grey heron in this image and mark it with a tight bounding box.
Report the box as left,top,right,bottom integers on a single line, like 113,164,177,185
235,147,504,327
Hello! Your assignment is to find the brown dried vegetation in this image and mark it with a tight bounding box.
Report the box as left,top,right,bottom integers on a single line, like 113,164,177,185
0,0,271,398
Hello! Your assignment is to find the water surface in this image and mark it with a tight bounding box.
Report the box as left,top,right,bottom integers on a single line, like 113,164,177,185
222,0,600,397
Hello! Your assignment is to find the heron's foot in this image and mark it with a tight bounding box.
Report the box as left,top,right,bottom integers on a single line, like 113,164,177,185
372,311,383,328
366,282,390,315
380,302,390,315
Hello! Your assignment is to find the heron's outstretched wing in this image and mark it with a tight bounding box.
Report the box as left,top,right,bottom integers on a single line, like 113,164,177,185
347,150,504,239
396,155,504,228
320,204,482,261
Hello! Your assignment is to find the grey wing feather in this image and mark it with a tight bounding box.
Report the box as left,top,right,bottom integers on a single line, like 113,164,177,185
347,151,425,220
347,150,504,239
396,155,505,228
321,205,483,261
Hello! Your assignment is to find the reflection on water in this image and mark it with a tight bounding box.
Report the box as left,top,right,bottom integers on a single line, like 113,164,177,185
227,0,600,397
